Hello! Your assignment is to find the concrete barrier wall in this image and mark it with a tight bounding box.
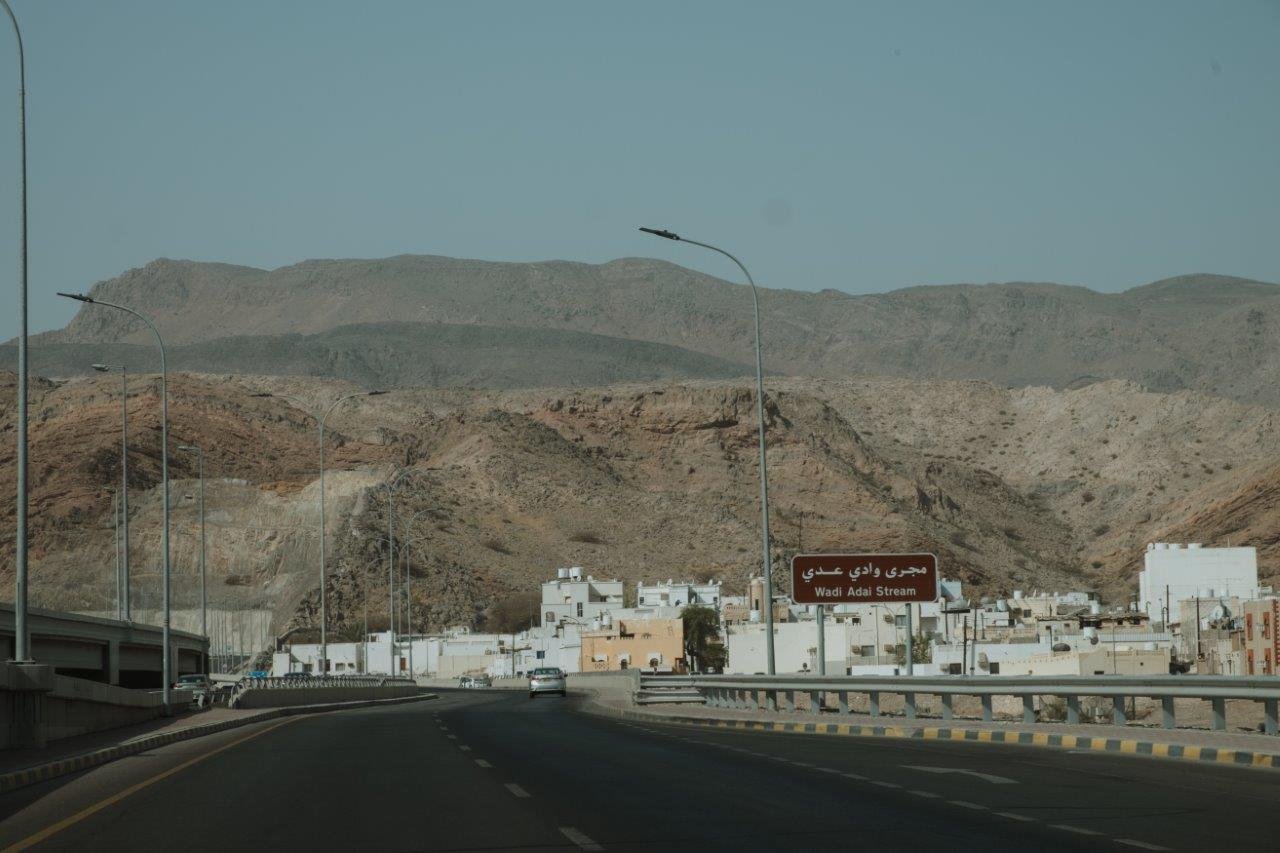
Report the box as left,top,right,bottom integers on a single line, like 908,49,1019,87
233,685,421,709
3,665,200,748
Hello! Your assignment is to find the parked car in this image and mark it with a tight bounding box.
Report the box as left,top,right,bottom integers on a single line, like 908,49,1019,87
458,675,474,688
174,673,212,691
528,667,566,698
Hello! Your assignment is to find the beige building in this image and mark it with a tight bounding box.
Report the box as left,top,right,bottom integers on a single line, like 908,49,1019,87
579,617,684,673
723,576,790,626
1016,646,1170,676
1243,598,1280,675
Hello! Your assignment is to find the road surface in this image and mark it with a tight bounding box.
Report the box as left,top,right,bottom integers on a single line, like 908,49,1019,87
0,690,1276,851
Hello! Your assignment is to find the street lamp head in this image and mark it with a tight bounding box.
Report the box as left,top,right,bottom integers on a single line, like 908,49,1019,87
178,444,198,452
57,291,94,303
91,363,110,372
639,226,681,241
367,390,387,396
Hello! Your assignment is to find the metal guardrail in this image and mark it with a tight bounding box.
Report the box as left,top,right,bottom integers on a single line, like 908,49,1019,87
644,673,1280,735
238,675,416,690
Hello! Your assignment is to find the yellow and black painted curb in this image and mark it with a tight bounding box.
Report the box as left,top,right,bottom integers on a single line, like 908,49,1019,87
0,692,437,794
621,709,1280,770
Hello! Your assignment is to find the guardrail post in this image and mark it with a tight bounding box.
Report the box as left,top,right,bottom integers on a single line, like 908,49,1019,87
1264,699,1278,736
1022,695,1035,724
1112,696,1127,726
1066,695,1080,724
1162,696,1175,730
838,691,849,714
766,689,777,712
1211,698,1226,731
869,691,880,718
781,690,794,713
941,693,953,721
904,692,916,720
981,694,993,723
809,690,821,715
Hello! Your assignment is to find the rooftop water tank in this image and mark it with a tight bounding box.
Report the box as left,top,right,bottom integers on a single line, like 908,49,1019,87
1013,590,1024,600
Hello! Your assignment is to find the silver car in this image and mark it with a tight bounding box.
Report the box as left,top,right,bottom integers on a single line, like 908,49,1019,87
528,667,566,698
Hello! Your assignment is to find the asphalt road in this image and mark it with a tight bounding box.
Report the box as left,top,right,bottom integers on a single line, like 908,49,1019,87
1,690,1277,851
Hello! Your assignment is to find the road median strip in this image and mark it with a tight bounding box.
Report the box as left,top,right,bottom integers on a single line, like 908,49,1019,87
0,692,437,795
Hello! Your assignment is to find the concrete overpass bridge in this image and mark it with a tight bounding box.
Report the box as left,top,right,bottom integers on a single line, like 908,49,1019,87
0,603,208,688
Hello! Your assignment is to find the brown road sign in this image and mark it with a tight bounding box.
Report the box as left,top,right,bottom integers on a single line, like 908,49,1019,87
791,553,938,604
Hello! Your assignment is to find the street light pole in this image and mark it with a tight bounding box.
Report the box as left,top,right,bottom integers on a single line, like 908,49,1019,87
639,226,776,675
252,390,385,678
178,445,206,644
94,363,131,620
59,292,172,709
3,0,31,664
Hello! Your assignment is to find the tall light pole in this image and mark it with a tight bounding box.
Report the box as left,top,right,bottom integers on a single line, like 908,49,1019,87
252,389,385,676
60,292,173,709
106,487,120,618
639,226,776,675
3,0,31,664
93,363,131,620
382,470,414,675
177,444,206,645
400,507,434,681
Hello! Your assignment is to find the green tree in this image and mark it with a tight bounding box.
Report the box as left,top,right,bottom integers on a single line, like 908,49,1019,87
682,605,723,673
893,633,932,666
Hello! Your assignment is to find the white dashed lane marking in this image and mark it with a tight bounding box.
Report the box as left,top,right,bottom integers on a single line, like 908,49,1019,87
504,783,531,799
909,790,941,799
870,781,901,789
1115,840,1171,851
559,826,603,851
475,759,492,768
1049,825,1102,836
459,745,471,752
995,812,1036,823
948,801,987,811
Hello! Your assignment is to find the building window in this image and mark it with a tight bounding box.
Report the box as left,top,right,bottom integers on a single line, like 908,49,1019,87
850,615,861,625
577,603,583,617
545,611,554,624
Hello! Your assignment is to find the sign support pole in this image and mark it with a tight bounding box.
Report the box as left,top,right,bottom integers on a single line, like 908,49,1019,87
816,605,825,676
905,605,914,676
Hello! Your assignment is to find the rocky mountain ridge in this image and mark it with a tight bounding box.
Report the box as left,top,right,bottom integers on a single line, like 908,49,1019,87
24,254,1280,402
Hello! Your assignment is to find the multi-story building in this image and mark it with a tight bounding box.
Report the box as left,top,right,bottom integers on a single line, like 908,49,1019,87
1138,543,1259,617
635,579,723,611
540,567,625,627
579,616,684,673
1244,598,1280,675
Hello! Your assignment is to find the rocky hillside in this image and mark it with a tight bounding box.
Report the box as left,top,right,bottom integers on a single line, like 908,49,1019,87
23,254,1280,402
8,369,1280,644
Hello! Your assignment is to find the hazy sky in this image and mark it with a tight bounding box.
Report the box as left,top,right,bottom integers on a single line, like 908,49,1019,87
1,0,1278,339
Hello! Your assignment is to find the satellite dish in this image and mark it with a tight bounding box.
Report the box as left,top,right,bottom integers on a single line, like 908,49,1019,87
1052,642,1072,652
978,653,990,669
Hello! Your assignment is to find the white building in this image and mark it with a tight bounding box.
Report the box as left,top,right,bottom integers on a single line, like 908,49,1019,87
1138,543,1259,617
540,567,625,627
636,579,723,611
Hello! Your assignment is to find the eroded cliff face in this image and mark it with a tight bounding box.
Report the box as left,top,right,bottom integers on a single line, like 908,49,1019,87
6,370,1279,642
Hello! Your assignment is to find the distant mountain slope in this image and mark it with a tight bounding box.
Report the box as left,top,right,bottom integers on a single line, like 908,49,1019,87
5,321,751,389
36,255,1280,401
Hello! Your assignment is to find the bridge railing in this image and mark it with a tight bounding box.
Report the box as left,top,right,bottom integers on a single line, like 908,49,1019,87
237,675,416,690
643,673,1280,735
